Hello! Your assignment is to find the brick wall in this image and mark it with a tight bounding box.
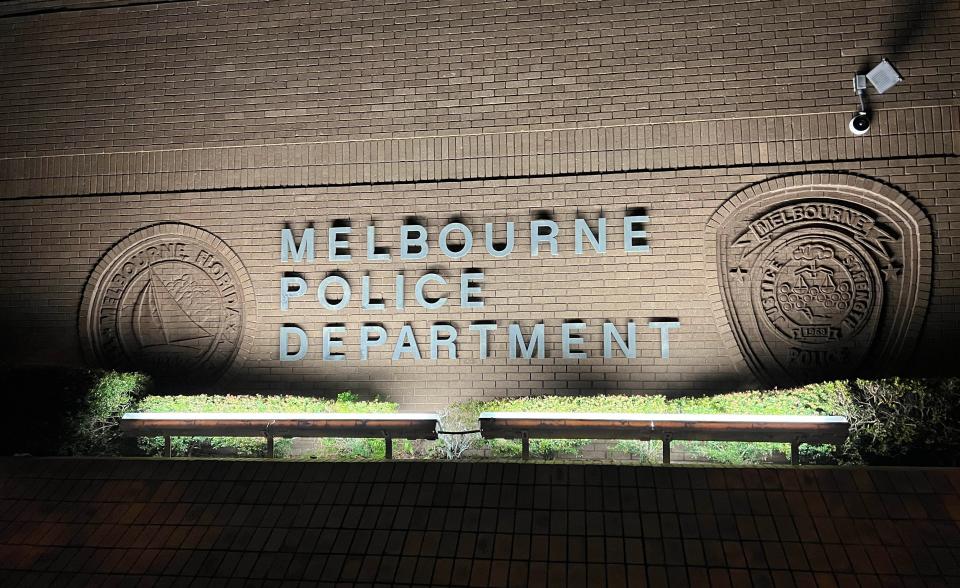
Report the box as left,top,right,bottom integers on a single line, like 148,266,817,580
0,0,957,408
1,0,958,155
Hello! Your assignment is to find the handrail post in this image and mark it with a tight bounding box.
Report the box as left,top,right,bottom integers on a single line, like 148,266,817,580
164,435,171,458
791,439,800,466
662,435,671,465
521,432,529,460
266,436,274,458
384,435,393,460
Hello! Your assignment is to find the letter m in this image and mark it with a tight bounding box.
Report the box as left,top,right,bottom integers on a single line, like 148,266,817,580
509,323,545,359
281,228,315,262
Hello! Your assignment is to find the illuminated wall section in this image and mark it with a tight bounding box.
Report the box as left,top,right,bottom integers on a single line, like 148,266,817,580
0,0,957,408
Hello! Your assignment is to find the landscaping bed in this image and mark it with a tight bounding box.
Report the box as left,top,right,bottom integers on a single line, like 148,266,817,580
5,367,959,466
133,391,399,458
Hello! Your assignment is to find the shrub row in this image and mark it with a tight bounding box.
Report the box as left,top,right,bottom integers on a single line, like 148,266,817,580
4,367,958,466
135,391,398,458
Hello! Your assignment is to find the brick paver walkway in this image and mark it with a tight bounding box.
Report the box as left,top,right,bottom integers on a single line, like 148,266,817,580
1,458,958,586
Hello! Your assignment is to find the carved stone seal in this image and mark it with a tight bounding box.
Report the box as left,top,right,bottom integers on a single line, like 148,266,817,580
705,174,931,385
80,224,254,384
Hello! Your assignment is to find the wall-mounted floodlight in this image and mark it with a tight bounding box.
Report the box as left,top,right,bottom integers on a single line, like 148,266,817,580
849,58,903,136
866,59,903,94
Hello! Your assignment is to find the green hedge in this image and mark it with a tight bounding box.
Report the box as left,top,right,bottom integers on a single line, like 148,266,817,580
464,380,845,462
135,391,395,414
467,378,960,465
135,391,398,457
841,378,960,466
40,371,960,466
61,371,152,456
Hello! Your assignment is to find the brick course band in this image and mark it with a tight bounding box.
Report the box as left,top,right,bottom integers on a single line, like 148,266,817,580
0,106,956,200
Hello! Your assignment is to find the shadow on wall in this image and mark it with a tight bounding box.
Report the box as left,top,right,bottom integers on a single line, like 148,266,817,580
0,366,100,456
864,0,948,71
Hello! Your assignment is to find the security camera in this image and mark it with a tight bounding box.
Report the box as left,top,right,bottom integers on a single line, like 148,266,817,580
847,60,903,137
848,111,870,136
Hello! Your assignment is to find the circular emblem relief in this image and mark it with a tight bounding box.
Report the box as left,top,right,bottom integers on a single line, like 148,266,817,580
80,224,254,383
705,173,932,386
753,233,882,347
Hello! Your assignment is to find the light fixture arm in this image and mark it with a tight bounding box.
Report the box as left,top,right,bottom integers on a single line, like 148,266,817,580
848,74,872,136
849,58,902,120
852,74,869,114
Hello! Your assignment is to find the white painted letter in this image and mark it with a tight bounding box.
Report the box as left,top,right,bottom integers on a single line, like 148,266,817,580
279,326,308,361
508,323,545,359
322,325,346,361
415,273,447,309
439,223,473,259
328,226,351,261
401,225,429,260
460,271,484,309
360,325,387,360
648,321,680,359
562,322,587,359
624,215,650,253
317,275,351,311
361,275,385,310
575,218,607,255
603,321,636,359
392,324,422,360
470,323,497,359
430,324,458,359
280,228,315,262
485,222,515,258
366,225,390,261
395,273,406,310
280,276,306,310
530,220,559,256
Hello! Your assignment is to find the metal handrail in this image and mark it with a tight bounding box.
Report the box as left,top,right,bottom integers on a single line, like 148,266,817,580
478,411,850,465
120,412,440,459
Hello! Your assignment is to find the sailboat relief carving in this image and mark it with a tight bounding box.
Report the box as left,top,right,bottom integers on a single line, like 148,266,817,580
80,225,253,384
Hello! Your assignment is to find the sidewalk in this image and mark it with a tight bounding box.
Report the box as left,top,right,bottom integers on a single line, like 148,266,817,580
1,458,958,586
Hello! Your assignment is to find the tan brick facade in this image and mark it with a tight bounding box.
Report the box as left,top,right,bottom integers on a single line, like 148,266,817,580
0,0,957,408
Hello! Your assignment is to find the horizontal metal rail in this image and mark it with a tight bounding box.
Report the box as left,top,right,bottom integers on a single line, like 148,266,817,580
120,412,440,459
478,412,850,465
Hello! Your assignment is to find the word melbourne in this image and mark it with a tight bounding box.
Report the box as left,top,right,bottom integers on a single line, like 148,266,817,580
277,213,679,361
